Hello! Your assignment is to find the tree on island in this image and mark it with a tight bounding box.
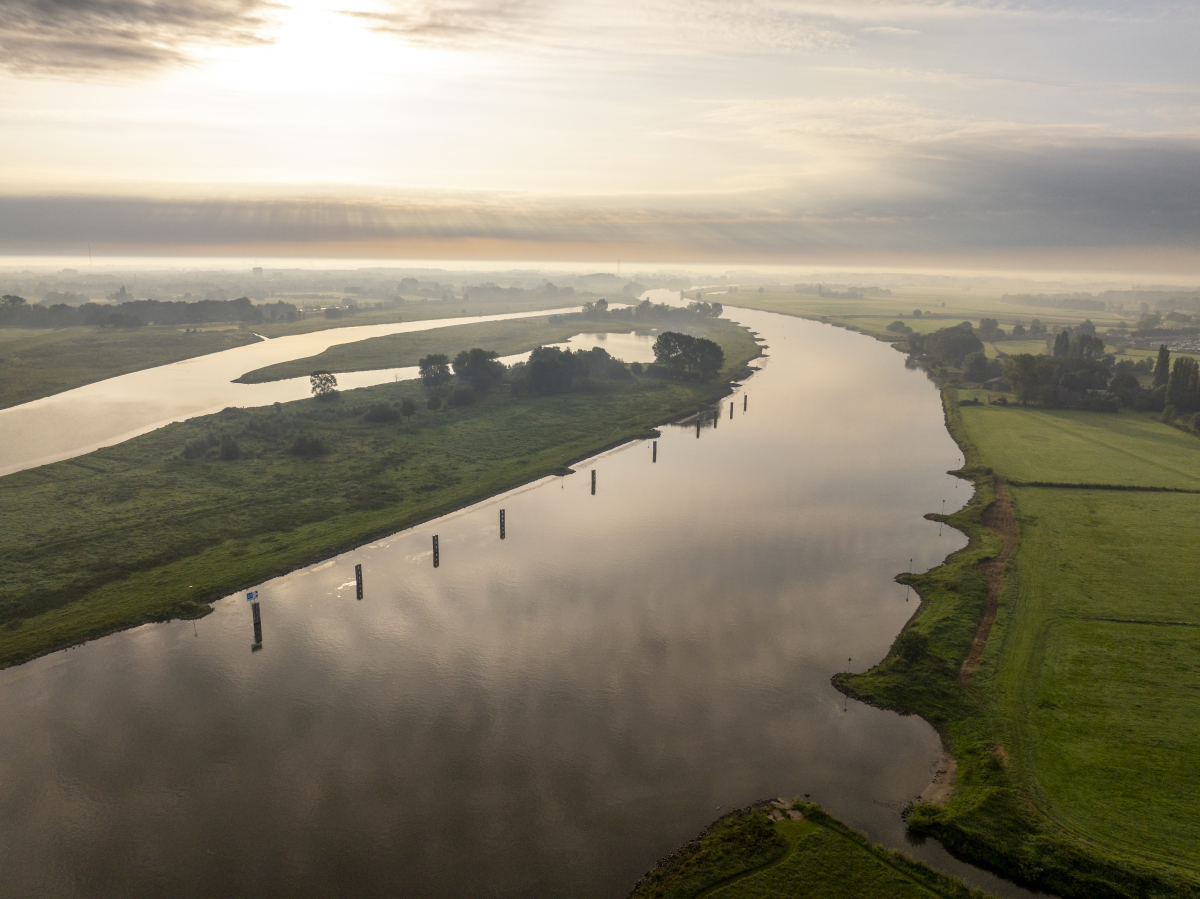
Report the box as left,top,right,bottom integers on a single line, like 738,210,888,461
652,331,724,380
452,348,505,392
310,370,339,400
418,353,452,388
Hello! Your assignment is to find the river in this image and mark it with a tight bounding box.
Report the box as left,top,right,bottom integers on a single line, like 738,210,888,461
0,300,1037,898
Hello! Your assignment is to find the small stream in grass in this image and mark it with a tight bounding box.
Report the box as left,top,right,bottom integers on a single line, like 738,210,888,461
0,296,1042,898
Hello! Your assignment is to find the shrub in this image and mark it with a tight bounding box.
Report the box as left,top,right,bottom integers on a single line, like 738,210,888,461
894,630,929,663
363,403,400,423
427,396,442,411
290,432,327,457
218,434,241,461
631,361,643,375
182,437,209,459
1163,403,1177,424
448,386,475,407
400,398,418,419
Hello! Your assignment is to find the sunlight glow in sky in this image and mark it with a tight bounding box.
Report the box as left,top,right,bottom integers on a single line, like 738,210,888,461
1,0,1198,271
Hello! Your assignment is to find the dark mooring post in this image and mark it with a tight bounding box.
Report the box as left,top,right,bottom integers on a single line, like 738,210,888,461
500,508,506,540
713,410,718,429
355,563,363,600
433,535,440,568
696,418,701,438
652,440,657,463
730,401,734,419
251,601,263,651
743,394,748,411
591,470,596,495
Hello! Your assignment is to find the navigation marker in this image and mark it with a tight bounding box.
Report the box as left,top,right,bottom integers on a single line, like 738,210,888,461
500,509,506,540
433,535,440,568
355,564,363,600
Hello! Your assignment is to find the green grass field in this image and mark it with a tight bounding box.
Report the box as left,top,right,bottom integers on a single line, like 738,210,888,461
237,315,649,383
719,290,1135,342
629,805,991,899
0,318,758,668
0,325,260,409
957,404,1200,489
985,487,1200,869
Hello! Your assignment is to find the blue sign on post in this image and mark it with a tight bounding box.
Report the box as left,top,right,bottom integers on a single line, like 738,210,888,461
246,590,258,601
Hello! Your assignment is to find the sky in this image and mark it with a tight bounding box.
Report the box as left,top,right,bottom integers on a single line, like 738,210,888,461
1,0,1199,272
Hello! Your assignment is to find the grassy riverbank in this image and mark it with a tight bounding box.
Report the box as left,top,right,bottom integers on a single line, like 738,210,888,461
0,325,260,409
0,317,758,669
835,391,1200,898
237,315,650,383
629,803,991,899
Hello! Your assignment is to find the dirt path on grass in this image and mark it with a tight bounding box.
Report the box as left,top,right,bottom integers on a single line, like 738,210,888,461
960,480,1018,683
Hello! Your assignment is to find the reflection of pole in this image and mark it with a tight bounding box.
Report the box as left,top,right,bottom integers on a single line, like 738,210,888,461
251,601,263,651
433,535,440,568
591,470,596,495
355,563,363,600
652,440,657,463
500,509,506,539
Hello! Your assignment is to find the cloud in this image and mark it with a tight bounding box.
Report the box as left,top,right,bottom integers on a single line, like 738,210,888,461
346,0,545,49
2,137,1197,265
0,0,275,77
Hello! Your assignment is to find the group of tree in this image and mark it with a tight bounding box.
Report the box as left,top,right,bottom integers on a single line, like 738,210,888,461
568,298,722,325
651,331,725,380
510,345,634,395
0,294,298,329
909,323,985,366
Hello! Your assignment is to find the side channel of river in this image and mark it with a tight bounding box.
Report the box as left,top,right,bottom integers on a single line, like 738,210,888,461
0,306,1037,898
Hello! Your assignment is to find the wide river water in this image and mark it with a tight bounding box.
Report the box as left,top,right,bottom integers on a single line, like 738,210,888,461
0,301,1037,898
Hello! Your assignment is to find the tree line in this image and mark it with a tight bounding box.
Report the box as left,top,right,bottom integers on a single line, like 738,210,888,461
0,294,299,329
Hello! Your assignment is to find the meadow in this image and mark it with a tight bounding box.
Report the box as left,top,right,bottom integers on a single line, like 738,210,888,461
238,315,650,382
0,317,758,668
988,488,1200,870
0,325,259,408
956,404,1200,489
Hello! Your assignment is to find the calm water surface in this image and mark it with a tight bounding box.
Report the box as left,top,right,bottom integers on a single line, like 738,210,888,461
0,308,1036,898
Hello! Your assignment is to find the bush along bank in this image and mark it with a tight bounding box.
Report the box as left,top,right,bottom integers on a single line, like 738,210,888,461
832,386,1200,899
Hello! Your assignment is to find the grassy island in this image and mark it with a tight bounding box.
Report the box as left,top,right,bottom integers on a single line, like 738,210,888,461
629,802,991,899
0,314,758,669
235,314,652,383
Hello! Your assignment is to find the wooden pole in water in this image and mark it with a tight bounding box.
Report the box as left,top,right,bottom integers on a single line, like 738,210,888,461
744,394,747,411
730,402,734,419
696,418,701,438
355,563,363,600
251,601,262,649
433,535,440,568
500,509,506,539
591,470,596,494
652,440,657,463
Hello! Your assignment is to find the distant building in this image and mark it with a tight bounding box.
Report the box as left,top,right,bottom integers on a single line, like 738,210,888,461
252,267,263,278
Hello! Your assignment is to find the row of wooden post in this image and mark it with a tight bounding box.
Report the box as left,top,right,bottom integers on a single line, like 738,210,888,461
253,393,751,643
